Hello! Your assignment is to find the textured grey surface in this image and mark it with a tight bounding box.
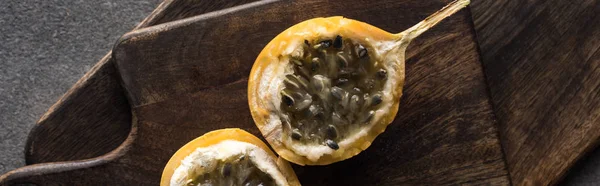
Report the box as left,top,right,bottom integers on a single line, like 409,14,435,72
0,0,160,175
0,0,599,185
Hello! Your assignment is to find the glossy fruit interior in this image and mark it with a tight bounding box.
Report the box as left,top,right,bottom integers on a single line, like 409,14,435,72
279,36,388,150
249,16,404,165
160,128,299,186
183,150,278,186
249,0,470,165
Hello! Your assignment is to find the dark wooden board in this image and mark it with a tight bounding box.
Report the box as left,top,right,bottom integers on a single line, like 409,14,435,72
0,0,510,185
12,0,600,185
121,0,507,185
471,0,600,185
24,0,258,165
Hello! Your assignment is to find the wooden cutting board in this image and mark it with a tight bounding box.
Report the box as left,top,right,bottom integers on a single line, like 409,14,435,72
0,0,509,185
114,0,508,185
5,0,600,185
22,0,259,165
472,0,600,185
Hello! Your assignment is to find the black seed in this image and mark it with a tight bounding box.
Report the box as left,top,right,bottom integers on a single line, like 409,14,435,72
291,129,302,140
326,139,339,150
315,112,325,120
222,163,231,177
350,95,361,111
304,39,310,46
337,78,349,85
357,44,368,58
332,113,346,125
333,35,343,48
331,87,345,100
314,82,323,93
284,76,300,89
295,95,312,111
295,65,310,79
312,75,329,93
377,69,387,79
320,40,332,48
283,95,294,106
364,110,375,123
311,58,321,72
340,94,351,110
305,105,318,118
285,74,308,89
372,94,382,106
311,63,319,72
326,125,338,138
291,58,303,66
337,53,349,67
283,120,292,131
338,58,348,68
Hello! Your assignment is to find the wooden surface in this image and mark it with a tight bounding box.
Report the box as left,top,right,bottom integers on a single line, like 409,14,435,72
0,0,510,185
471,0,600,185
23,0,257,165
115,0,507,185
5,0,600,185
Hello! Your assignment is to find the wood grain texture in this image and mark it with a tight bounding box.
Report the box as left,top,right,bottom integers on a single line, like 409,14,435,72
25,0,257,165
25,55,132,165
471,0,600,185
7,0,600,185
125,0,508,185
0,0,510,185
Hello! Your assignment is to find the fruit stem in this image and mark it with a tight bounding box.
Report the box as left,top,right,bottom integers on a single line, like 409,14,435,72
399,0,470,41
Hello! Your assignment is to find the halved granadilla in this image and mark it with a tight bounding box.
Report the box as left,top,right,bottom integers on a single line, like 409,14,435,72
248,0,470,165
161,128,300,186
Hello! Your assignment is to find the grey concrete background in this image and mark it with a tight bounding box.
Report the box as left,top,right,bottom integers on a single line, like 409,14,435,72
0,0,160,175
0,0,598,185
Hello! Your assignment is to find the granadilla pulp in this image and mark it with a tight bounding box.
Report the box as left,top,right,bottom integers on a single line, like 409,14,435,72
248,0,470,165
161,129,300,186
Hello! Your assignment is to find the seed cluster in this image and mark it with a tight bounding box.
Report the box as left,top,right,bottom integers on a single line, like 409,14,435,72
187,155,276,186
280,36,387,150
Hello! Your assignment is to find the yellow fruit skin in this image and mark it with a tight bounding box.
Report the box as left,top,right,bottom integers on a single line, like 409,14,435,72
248,17,404,165
161,128,301,186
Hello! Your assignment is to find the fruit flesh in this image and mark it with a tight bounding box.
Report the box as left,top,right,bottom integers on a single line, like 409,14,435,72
161,129,300,186
248,0,470,165
280,37,388,150
187,158,276,186
178,141,279,186
248,17,405,165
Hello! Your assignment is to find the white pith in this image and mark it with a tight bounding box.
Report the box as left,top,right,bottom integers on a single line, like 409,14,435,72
170,140,288,186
